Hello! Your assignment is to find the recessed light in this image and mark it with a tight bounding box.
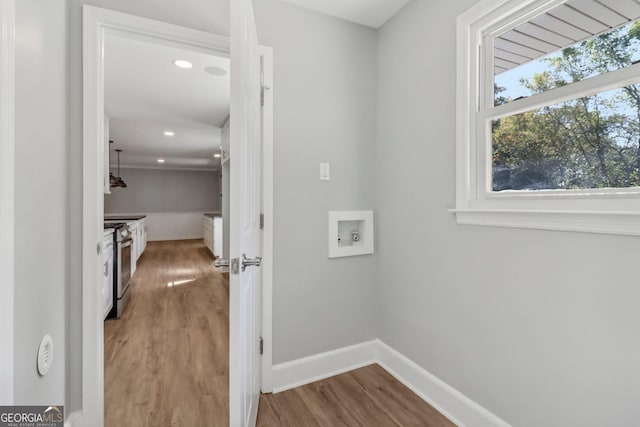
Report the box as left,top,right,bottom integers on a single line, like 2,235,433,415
173,59,193,69
164,131,174,137
204,66,228,76
214,153,221,158
157,159,165,163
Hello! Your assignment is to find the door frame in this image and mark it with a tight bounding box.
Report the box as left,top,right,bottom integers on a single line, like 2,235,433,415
79,7,274,425
0,0,15,406
259,44,274,394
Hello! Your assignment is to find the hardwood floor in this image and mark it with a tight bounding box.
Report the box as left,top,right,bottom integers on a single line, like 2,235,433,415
104,239,453,427
104,239,229,427
257,364,456,427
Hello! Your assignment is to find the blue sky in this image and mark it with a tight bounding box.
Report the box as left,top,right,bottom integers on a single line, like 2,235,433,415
495,56,558,100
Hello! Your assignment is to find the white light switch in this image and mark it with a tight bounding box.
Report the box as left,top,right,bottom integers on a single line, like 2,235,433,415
320,162,330,181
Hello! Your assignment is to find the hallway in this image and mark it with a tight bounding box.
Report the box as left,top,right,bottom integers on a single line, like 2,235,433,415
104,239,229,426
103,240,454,426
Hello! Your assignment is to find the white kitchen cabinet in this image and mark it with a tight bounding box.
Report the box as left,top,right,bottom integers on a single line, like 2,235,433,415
102,230,114,320
139,217,148,255
213,216,223,258
203,216,213,252
129,218,147,265
137,222,142,258
140,218,148,252
203,214,223,258
128,220,138,276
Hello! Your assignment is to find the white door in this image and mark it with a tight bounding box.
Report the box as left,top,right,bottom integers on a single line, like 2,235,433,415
230,0,262,425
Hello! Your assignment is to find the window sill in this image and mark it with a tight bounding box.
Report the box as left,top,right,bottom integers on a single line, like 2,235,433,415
450,209,640,236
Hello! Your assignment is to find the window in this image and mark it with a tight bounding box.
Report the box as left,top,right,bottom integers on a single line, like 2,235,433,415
455,0,640,235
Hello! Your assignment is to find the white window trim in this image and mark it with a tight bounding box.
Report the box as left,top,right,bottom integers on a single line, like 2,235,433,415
453,0,640,236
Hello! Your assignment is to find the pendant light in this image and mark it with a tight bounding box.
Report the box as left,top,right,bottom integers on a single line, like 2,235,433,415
109,141,118,187
109,144,128,188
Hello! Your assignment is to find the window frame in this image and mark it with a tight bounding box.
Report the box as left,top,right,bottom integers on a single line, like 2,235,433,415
454,0,640,236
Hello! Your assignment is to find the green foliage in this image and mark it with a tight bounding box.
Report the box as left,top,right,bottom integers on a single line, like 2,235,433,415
493,22,640,191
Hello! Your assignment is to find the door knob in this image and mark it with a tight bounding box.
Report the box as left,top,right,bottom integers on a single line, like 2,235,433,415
241,253,262,272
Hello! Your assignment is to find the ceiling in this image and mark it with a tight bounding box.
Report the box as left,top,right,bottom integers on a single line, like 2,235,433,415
280,0,411,28
105,35,229,171
496,0,640,74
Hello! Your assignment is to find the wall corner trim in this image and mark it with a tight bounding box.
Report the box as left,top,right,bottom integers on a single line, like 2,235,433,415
64,410,81,427
271,340,378,393
376,341,512,427
271,340,512,427
0,0,15,406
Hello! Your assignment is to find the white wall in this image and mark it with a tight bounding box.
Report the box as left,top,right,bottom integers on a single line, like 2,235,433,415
144,213,208,241
376,1,640,426
104,168,219,213
14,0,68,406
254,0,379,364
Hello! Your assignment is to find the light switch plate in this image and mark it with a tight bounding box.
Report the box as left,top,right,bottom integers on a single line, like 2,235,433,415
320,162,330,181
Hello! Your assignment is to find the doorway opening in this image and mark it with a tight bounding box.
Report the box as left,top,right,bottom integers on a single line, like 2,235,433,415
102,32,231,425
80,7,273,426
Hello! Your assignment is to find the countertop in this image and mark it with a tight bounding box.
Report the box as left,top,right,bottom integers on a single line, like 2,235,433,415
105,214,147,221
204,212,222,218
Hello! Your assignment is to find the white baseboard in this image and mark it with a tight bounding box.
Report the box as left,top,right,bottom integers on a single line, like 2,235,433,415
272,340,377,393
271,339,511,427
64,410,81,427
376,341,511,427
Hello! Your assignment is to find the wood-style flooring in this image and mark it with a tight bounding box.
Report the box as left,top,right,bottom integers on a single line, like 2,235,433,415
105,239,454,427
104,239,229,427
257,364,456,427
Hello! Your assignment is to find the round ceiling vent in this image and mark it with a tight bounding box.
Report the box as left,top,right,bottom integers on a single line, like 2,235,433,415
37,334,54,376
204,66,228,76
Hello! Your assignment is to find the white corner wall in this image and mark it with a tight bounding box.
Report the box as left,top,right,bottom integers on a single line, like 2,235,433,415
14,0,68,406
254,0,379,364
375,1,640,426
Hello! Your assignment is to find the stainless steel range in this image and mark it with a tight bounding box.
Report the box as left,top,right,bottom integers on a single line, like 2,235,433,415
104,222,133,319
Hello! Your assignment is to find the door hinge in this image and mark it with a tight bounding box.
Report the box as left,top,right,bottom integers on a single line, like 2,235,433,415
259,336,264,355
259,213,264,230
230,257,240,275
